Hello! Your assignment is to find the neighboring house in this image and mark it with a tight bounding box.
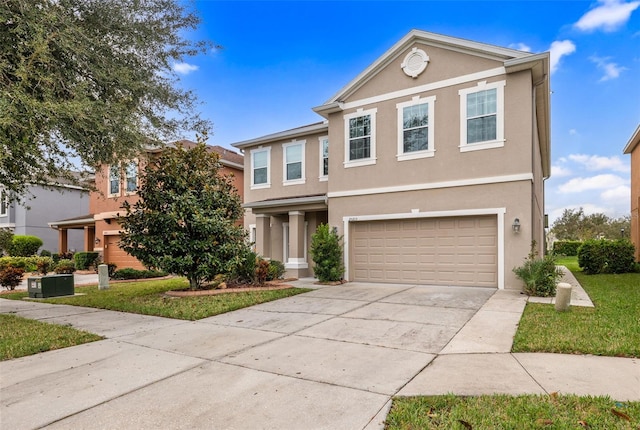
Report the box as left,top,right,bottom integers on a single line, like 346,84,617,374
0,181,89,254
231,30,551,290
50,141,244,269
623,124,640,261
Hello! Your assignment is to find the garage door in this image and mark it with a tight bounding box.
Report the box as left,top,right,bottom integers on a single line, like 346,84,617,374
351,215,497,287
104,235,146,270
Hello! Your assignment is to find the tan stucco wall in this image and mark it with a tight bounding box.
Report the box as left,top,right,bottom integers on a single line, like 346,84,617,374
327,180,534,290
345,43,504,102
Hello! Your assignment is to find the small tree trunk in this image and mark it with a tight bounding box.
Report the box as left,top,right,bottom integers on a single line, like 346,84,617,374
188,277,199,291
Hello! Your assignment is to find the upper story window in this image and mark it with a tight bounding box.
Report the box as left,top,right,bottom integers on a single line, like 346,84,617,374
125,161,138,193
459,80,505,152
251,147,271,189
108,164,120,196
282,140,305,186
396,95,436,161
0,189,7,216
319,136,329,181
344,108,377,168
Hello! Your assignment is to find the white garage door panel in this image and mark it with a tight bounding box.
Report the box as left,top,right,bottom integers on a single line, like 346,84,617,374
351,215,498,287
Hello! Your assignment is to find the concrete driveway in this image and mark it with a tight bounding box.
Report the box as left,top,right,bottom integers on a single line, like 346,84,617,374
1,282,511,429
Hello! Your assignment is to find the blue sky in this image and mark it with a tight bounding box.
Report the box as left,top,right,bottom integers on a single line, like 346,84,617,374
174,0,640,223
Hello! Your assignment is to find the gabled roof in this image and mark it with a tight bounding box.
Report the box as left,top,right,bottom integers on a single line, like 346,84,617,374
231,121,328,150
315,29,532,110
623,124,640,154
171,140,244,169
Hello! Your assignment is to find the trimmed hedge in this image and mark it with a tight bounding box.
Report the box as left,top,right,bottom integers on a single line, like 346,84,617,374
553,240,582,256
577,239,635,274
111,268,167,280
74,252,100,270
0,256,38,272
54,259,76,274
8,235,43,257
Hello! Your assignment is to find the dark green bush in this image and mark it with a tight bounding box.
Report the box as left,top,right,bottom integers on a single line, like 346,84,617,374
54,259,76,274
310,224,344,283
0,266,24,290
513,241,563,297
552,240,582,256
111,268,166,280
8,235,43,256
578,239,635,274
267,259,286,281
73,252,100,270
39,249,52,257
0,228,14,255
0,256,38,272
228,247,259,284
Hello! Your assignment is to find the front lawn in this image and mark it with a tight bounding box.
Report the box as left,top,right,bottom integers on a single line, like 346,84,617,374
2,278,311,321
386,394,640,429
0,314,102,360
513,257,640,357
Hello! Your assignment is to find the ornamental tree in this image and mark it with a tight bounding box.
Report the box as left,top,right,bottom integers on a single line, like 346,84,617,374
1,0,213,198
119,140,247,290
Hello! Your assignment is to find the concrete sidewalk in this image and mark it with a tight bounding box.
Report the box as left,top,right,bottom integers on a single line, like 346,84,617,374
1,281,638,430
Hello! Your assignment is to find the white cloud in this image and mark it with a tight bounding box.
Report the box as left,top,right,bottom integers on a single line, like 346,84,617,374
557,174,627,193
509,42,532,52
601,185,631,201
568,153,629,172
173,62,199,75
549,40,576,73
569,129,578,136
590,56,628,81
574,0,640,32
552,165,573,177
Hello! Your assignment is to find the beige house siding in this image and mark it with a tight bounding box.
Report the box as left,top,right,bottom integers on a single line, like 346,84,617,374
624,126,640,261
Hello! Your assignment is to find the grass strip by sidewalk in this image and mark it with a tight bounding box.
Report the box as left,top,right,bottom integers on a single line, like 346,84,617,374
2,278,312,321
0,314,102,360
512,257,640,357
385,394,640,429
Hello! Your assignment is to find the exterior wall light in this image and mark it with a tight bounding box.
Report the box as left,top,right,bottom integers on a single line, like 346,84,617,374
512,218,521,233
94,237,101,245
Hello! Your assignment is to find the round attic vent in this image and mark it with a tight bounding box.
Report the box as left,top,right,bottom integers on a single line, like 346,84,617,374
401,47,429,78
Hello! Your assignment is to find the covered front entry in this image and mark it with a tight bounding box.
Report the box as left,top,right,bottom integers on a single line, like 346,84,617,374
351,215,498,287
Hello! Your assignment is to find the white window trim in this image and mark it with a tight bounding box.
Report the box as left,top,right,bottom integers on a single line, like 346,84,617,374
396,95,436,161
459,80,506,152
344,108,377,168
108,164,121,197
0,188,7,217
318,136,329,181
250,147,271,190
282,140,306,186
249,224,256,251
124,159,139,196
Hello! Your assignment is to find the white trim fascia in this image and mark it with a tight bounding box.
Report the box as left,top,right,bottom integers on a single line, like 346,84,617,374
328,173,533,199
94,211,122,220
337,67,505,113
102,229,121,236
342,207,507,289
623,124,640,154
220,159,245,170
285,258,309,269
232,122,328,149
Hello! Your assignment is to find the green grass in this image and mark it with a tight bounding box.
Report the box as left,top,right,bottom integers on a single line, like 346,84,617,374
513,256,640,357
2,278,311,321
385,394,640,429
0,314,102,360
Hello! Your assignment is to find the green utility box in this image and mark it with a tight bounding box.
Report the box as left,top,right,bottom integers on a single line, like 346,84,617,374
28,275,74,298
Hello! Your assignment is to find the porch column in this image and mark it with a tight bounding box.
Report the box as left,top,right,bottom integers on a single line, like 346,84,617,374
286,211,308,269
255,214,271,259
58,229,68,254
84,226,95,252
270,215,285,262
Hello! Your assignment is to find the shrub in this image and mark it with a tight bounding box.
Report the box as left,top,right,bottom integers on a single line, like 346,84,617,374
73,252,100,270
95,263,118,278
0,228,13,255
229,247,259,285
54,259,76,274
39,249,52,257
111,268,166,280
552,240,582,256
0,256,38,272
36,256,55,275
310,224,344,283
577,239,635,274
254,258,270,285
0,266,25,290
267,259,286,281
8,235,43,257
513,241,563,297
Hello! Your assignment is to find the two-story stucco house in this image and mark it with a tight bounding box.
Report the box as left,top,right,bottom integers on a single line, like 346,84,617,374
50,141,244,269
623,124,640,261
232,30,551,290
1,181,89,254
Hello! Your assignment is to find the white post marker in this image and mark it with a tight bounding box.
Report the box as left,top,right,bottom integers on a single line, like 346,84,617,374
98,264,110,290
555,282,572,312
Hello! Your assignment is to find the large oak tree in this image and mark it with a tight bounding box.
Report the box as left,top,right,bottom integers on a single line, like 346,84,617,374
1,0,212,197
